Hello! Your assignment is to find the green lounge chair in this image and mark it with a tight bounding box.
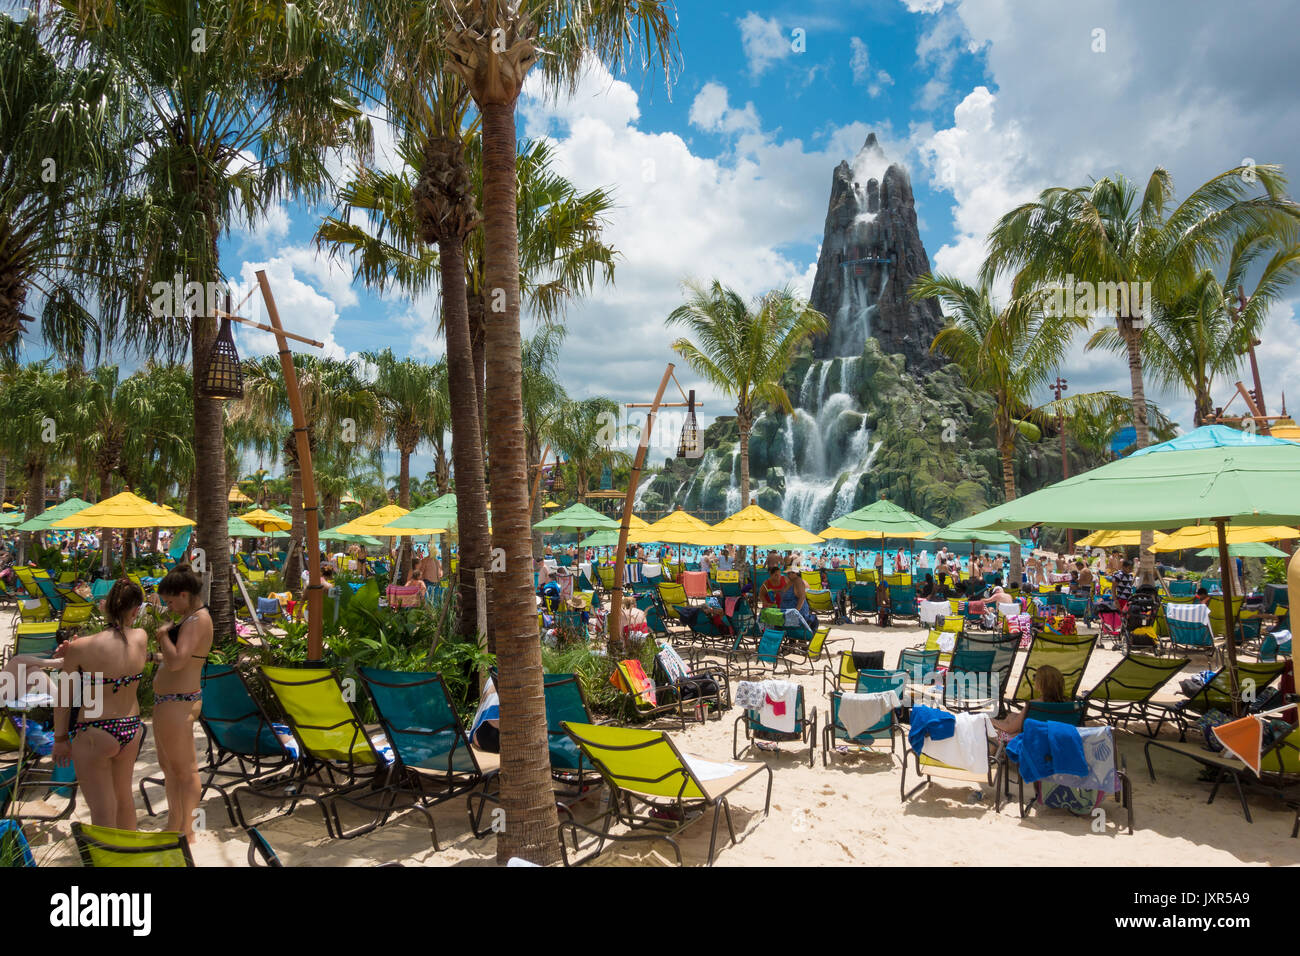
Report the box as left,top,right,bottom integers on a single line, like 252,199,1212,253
952,631,1019,710
733,683,816,767
557,722,773,866
823,669,903,767
849,582,878,621
1083,653,1189,736
1012,632,1098,703
71,822,193,867
1151,661,1288,742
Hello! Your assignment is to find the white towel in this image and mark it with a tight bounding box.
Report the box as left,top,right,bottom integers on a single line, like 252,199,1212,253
937,633,956,654
839,690,900,738
920,712,993,775
759,679,799,733
920,601,951,625
997,602,1021,618
1166,602,1211,626
682,753,747,782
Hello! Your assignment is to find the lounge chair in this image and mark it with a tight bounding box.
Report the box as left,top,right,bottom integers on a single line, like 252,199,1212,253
849,581,878,621
900,709,1004,807
557,722,773,866
71,822,194,867
943,646,999,714
1151,661,1288,742
952,631,1019,709
1011,632,1098,703
888,584,919,618
1159,604,1219,661
733,682,816,767
821,649,886,697
140,661,295,826
611,658,707,731
1009,722,1133,832
823,669,903,767
656,581,691,634
1083,653,1190,736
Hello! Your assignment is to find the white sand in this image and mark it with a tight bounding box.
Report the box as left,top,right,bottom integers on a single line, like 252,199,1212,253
8,608,1298,867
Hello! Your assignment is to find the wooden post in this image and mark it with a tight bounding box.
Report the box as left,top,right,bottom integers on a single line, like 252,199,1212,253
608,364,675,646
256,271,324,662
1214,517,1241,716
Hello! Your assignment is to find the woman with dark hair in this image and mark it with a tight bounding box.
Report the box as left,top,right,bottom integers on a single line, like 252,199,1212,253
52,578,149,829
152,564,213,841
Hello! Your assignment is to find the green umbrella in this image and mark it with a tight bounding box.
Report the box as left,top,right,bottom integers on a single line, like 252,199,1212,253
228,516,264,537
819,498,941,540
532,502,620,532
1195,542,1289,559
949,437,1300,532
925,525,1022,545
319,523,382,547
0,511,25,528
386,492,459,530
15,497,93,532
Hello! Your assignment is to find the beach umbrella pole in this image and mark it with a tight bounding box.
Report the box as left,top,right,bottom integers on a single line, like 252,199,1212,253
257,271,324,662
609,364,674,644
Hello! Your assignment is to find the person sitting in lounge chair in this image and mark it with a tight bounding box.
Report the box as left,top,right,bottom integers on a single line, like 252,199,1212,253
991,665,1067,738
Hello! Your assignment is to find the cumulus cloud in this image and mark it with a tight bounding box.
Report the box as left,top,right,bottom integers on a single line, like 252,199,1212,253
738,12,792,81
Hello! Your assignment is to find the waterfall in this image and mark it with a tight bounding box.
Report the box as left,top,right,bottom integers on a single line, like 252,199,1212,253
633,471,656,509
799,363,820,409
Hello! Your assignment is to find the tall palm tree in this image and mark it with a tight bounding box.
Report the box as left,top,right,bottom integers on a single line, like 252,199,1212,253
912,274,1109,582
438,0,676,865
981,165,1300,580
46,0,371,641
232,354,379,587
1091,228,1300,426
0,14,135,362
667,281,828,504
550,397,628,499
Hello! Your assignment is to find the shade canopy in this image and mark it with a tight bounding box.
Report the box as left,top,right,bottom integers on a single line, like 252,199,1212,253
0,511,25,528
578,515,652,549
703,504,823,546
948,429,1300,532
543,501,560,510
630,508,715,545
1074,529,1169,548
1196,542,1289,559
227,485,253,504
338,504,445,537
1129,424,1297,457
319,524,383,547
240,508,293,532
1149,524,1298,552
925,524,1021,545
820,499,941,541
227,516,264,537
15,497,94,532
532,502,620,532
386,493,459,531
52,492,194,529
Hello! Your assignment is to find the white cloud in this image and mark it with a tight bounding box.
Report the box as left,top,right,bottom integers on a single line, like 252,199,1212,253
229,253,351,361
688,83,760,135
738,12,791,81
849,37,871,85
901,0,951,11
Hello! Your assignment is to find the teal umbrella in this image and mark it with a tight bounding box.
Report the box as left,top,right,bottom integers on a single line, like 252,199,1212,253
319,523,382,547
1195,542,1289,559
228,516,264,537
16,497,93,532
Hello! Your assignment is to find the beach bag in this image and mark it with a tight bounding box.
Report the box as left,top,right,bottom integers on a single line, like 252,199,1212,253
1198,709,1232,752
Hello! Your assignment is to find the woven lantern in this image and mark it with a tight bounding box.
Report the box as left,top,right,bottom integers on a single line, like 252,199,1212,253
199,316,244,400
677,389,702,459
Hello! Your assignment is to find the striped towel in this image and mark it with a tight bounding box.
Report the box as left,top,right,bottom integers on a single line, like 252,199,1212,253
624,562,642,585
1166,602,1211,626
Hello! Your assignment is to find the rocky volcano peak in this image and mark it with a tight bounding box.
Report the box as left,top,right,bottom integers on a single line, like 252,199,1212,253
809,134,944,371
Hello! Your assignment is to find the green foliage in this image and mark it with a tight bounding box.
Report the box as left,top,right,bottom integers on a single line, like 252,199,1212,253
1263,558,1289,585
540,640,657,721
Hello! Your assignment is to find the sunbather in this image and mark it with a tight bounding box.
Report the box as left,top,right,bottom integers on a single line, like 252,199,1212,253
991,665,1066,738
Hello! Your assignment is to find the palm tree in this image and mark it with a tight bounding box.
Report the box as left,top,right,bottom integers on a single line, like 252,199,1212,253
522,325,568,553
0,361,71,561
1091,227,1300,426
46,0,371,641
0,15,135,362
232,355,379,588
550,397,629,500
912,274,1109,582
981,165,1300,580
667,281,828,504
437,0,676,865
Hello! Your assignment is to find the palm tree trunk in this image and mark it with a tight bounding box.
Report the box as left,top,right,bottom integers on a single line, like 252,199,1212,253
439,238,491,646
527,437,543,558
193,316,233,638
738,410,752,504
481,98,560,866
0,454,7,504
396,446,413,579
999,433,1022,587
469,296,487,455
20,457,44,565
1121,320,1156,583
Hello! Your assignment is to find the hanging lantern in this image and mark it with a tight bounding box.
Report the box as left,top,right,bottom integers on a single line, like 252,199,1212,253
199,316,244,400
677,389,702,459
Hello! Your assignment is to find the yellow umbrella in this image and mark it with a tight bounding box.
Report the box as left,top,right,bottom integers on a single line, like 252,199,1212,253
52,491,194,529
1149,524,1299,552
698,504,822,547
227,484,253,505
629,507,715,544
1076,529,1170,548
240,508,293,532
542,501,561,510
341,504,446,537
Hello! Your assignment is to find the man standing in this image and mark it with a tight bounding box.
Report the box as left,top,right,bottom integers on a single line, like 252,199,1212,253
417,545,442,584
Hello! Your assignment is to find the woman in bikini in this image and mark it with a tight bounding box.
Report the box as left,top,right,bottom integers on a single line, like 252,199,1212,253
152,564,213,841
52,578,149,830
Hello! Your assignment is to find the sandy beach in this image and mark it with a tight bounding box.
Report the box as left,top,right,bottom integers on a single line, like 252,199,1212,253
8,605,1298,867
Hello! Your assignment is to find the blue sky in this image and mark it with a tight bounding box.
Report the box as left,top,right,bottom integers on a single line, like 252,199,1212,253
16,0,1300,484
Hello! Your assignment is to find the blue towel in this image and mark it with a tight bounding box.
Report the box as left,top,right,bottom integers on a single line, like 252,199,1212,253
1006,718,1089,783
908,705,955,754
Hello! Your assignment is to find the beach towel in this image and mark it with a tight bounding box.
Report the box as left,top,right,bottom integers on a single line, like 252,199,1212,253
920,712,992,775
734,681,766,711
760,680,799,733
908,705,955,753
920,600,951,626
839,690,900,738
680,571,710,599
657,643,691,683
1007,718,1089,783
611,659,657,707
469,678,500,752
1166,601,1212,626
850,650,885,672
682,754,747,782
